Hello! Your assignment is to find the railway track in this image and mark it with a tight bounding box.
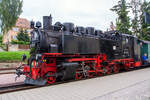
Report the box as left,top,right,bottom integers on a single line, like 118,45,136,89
0,67,23,74
0,65,149,94
0,84,37,94
0,80,75,94
0,68,17,70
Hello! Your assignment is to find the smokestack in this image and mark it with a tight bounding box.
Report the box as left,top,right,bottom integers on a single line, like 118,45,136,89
43,14,52,30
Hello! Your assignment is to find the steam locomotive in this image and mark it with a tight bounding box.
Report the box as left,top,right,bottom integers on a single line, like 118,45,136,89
16,15,149,85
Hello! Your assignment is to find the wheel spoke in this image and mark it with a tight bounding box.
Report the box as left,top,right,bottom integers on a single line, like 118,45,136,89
106,66,112,75
113,65,119,73
76,72,83,80
46,72,56,84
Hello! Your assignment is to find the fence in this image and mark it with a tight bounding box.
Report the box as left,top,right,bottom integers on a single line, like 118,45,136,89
9,44,29,51
18,44,29,49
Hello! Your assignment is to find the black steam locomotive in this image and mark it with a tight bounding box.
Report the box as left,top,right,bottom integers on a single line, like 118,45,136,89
30,15,140,60
16,15,143,85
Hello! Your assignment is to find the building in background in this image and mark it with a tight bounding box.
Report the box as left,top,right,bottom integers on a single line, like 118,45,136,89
3,18,31,43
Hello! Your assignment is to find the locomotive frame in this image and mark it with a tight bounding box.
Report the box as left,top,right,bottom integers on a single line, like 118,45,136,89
16,15,148,85
22,53,141,85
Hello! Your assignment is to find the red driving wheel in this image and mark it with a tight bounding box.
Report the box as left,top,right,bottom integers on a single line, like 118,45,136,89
76,72,83,80
113,65,120,73
96,69,104,76
46,72,56,84
88,71,96,78
106,66,112,75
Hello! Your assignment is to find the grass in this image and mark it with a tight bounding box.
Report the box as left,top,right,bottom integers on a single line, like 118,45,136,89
0,51,30,62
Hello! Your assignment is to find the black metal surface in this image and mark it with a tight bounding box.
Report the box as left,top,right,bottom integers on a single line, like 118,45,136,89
43,15,52,30
30,21,35,29
36,21,42,28
30,28,141,60
29,15,145,61
63,23,75,33
86,27,95,35
61,35,101,54
24,77,47,86
60,63,78,81
76,26,86,35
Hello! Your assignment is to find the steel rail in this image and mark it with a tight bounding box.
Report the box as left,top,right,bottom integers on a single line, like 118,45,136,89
0,65,149,94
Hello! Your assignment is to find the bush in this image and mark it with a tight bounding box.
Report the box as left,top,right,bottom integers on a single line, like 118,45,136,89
0,35,6,51
11,40,30,45
0,35,2,43
11,29,30,45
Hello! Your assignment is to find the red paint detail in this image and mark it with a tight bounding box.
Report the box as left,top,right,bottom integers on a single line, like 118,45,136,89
134,61,141,67
22,53,143,85
43,53,62,55
113,65,120,73
76,72,83,80
68,58,97,62
106,66,112,74
32,68,40,80
33,60,36,67
46,71,56,84
88,70,96,78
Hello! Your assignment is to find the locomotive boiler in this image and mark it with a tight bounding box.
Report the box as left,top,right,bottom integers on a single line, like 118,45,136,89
16,15,143,85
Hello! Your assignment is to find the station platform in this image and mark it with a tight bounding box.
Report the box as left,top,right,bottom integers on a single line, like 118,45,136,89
0,74,24,87
1,68,150,100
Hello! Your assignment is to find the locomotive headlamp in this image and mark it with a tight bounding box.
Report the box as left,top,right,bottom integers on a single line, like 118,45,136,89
30,20,35,29
36,21,42,28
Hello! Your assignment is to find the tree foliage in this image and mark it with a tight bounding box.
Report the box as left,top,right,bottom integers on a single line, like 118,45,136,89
140,1,150,41
111,0,131,34
0,35,2,43
130,0,141,36
111,0,150,41
17,29,29,42
0,0,23,35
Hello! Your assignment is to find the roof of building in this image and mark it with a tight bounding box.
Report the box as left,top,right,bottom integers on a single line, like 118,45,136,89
16,18,30,29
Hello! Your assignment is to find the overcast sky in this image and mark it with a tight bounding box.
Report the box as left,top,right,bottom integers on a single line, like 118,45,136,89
20,0,120,31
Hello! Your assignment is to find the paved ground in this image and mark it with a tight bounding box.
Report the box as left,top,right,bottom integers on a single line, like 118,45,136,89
0,74,24,86
0,63,19,68
93,79,150,100
1,68,150,100
0,70,15,74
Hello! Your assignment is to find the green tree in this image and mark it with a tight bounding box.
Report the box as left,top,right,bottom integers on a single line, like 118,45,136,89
130,0,141,36
0,0,23,43
111,0,131,34
0,35,2,43
17,29,29,42
140,1,150,41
